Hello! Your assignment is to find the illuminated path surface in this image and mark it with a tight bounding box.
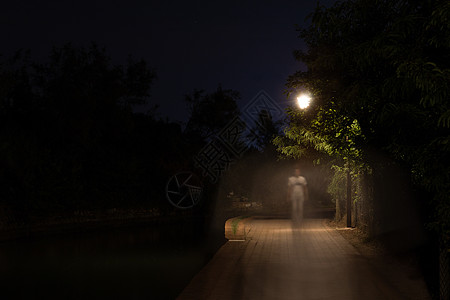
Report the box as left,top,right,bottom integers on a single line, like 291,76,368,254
178,218,430,300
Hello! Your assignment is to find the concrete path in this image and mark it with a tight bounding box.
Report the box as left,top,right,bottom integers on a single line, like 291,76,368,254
178,218,430,300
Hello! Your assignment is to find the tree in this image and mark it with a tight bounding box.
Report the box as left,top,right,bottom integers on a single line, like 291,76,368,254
276,0,450,248
0,44,159,211
184,85,240,141
250,109,282,152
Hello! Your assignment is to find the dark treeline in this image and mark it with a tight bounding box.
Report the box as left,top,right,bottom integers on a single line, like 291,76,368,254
0,44,199,215
0,44,286,223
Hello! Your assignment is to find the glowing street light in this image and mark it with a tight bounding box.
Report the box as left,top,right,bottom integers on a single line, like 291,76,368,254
297,94,311,109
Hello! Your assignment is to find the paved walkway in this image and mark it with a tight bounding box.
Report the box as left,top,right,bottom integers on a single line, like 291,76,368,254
178,218,430,300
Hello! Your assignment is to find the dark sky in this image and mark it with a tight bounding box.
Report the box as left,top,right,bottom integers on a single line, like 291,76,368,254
2,0,335,122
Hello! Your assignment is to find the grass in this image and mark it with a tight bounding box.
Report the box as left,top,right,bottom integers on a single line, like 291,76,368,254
231,216,250,235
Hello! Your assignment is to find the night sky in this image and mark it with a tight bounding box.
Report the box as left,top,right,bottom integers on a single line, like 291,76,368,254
2,0,335,122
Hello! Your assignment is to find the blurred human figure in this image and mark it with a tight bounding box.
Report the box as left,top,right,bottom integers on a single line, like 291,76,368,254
287,167,309,227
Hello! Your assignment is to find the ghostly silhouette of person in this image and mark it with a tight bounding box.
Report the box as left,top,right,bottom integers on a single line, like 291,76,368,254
287,167,309,227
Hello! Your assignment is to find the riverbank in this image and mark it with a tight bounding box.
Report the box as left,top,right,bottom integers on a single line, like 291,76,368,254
0,211,227,300
0,207,203,242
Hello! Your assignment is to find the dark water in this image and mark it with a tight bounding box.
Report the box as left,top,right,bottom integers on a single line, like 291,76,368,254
0,218,225,300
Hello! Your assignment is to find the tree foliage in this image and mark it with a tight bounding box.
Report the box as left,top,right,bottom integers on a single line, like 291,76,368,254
184,86,240,141
250,109,283,152
276,0,450,245
0,44,195,213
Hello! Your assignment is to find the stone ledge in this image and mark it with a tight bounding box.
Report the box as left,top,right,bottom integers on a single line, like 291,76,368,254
224,216,253,241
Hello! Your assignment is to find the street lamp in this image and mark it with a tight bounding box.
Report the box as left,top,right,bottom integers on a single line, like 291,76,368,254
296,94,311,109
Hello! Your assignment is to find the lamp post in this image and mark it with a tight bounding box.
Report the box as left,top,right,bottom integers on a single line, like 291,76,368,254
346,136,352,228
346,162,352,228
